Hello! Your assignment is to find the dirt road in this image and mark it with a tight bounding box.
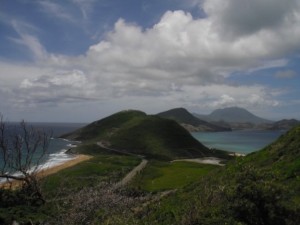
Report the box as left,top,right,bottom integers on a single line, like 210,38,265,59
114,159,148,189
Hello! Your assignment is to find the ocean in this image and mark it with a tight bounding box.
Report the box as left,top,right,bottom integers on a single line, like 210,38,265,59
0,122,85,177
192,130,286,154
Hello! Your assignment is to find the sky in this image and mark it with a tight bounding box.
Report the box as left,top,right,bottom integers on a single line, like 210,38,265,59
1,0,300,122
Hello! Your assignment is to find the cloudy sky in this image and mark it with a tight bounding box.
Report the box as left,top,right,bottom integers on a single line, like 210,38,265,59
1,0,300,122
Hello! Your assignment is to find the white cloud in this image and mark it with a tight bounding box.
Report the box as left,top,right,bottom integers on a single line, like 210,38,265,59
203,0,300,39
2,0,300,120
16,70,97,106
20,70,87,89
37,0,76,23
210,94,235,107
171,84,280,111
10,20,47,60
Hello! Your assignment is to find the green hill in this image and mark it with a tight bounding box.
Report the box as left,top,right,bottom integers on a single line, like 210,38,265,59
157,107,231,131
61,110,147,141
127,125,300,225
243,124,300,178
61,110,212,160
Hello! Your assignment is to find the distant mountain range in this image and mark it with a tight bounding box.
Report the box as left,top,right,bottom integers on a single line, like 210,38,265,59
194,107,272,124
268,119,300,130
156,108,231,132
194,106,300,130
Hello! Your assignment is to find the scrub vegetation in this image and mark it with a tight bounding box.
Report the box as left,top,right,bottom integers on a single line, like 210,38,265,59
1,111,299,224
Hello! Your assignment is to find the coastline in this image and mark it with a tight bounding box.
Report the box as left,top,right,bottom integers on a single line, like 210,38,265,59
37,154,92,177
0,154,92,189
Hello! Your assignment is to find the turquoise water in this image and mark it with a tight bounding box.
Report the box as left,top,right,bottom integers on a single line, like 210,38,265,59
192,130,286,154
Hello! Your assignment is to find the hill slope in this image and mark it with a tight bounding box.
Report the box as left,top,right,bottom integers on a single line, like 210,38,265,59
61,110,212,160
157,108,231,131
130,125,300,224
196,106,271,124
243,124,300,177
268,119,300,130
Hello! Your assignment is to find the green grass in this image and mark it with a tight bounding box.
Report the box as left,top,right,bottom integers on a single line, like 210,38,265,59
68,143,122,155
42,154,141,198
130,161,218,192
60,110,147,141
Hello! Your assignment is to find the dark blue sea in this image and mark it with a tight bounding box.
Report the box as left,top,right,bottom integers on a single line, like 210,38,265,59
192,130,286,154
0,122,85,177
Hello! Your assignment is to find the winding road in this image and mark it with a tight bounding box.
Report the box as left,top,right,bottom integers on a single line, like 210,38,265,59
114,159,148,189
97,141,148,188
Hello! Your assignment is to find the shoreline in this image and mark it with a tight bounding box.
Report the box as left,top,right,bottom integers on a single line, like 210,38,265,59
37,154,92,177
0,154,92,189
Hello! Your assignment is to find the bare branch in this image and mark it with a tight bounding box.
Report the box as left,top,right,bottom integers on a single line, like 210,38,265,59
0,115,52,203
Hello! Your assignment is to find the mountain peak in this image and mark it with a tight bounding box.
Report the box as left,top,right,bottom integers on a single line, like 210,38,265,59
157,108,231,131
208,107,272,124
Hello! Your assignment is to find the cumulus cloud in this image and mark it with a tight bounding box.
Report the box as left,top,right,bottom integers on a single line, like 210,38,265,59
170,84,280,110
204,0,300,39
16,70,97,105
2,0,300,116
68,4,299,103
20,70,87,89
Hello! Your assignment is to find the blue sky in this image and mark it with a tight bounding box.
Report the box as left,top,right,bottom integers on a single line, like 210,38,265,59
0,0,300,122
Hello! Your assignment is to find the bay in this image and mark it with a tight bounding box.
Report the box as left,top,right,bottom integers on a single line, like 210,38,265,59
192,130,286,154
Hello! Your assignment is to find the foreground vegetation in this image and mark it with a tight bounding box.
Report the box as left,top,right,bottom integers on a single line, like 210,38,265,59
0,151,141,224
116,125,300,224
1,111,299,224
130,161,218,192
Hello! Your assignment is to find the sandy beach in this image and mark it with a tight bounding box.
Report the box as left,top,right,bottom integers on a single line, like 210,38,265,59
0,154,92,189
37,154,92,177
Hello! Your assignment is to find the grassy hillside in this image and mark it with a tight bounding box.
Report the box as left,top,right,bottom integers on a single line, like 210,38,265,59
62,110,212,160
114,125,300,225
61,110,147,141
157,108,205,126
129,161,218,192
243,124,300,178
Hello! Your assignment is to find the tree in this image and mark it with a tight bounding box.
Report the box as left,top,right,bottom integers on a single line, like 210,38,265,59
0,114,51,205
